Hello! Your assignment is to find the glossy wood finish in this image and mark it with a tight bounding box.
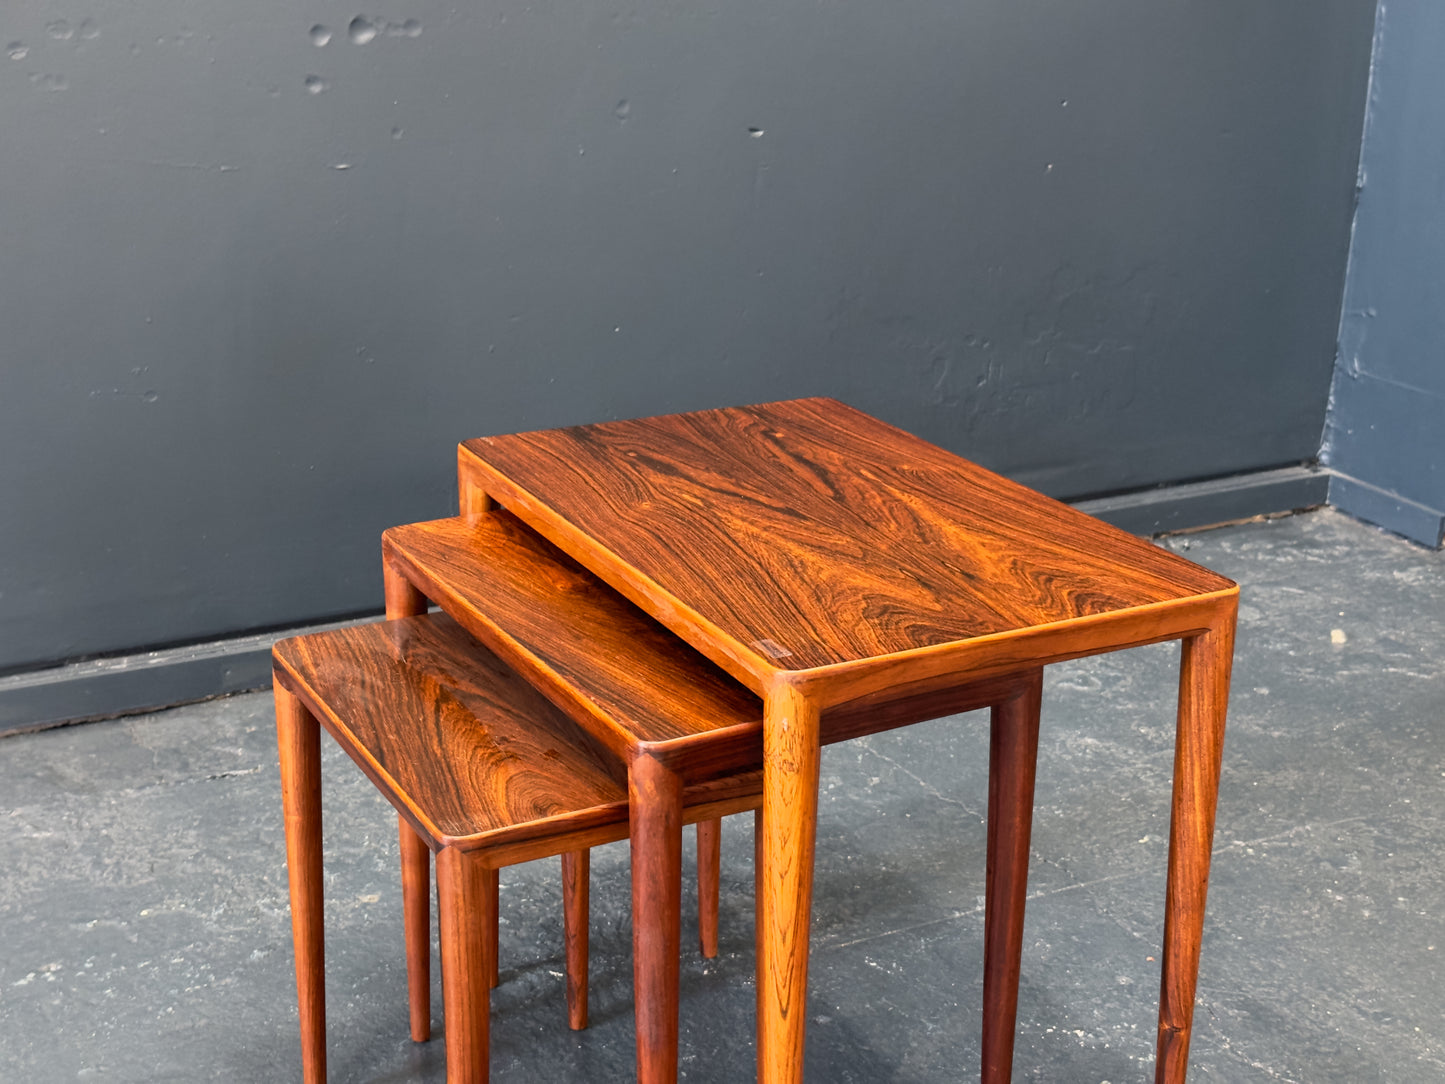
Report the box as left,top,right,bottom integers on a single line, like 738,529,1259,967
1156,622,1235,1082
562,850,589,1030
981,670,1043,1083
273,615,629,856
272,613,765,1083
696,819,721,958
385,512,1042,772
384,575,440,1041
384,511,1048,1083
398,817,432,1042
275,682,326,1084
629,754,684,1081
459,397,1240,1084
459,397,1235,692
384,513,761,775
756,681,821,1083
437,846,492,1084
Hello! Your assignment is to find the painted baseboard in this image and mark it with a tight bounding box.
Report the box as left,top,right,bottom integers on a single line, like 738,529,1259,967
0,615,378,738
1326,472,1445,549
1073,464,1329,537
0,464,1331,737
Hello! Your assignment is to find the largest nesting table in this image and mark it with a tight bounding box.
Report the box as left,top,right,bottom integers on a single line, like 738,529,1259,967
451,396,1237,1083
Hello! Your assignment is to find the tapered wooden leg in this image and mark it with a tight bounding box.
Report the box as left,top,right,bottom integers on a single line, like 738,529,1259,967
385,559,433,1040
1155,614,1236,1083
981,670,1044,1084
275,682,327,1084
757,684,822,1084
753,807,764,993
436,847,493,1084
629,754,683,1084
562,850,590,1030
486,869,500,989
697,819,721,958
399,818,432,1042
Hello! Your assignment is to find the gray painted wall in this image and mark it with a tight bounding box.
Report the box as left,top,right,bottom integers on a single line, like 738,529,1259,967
1322,1,1445,548
1,1,1375,676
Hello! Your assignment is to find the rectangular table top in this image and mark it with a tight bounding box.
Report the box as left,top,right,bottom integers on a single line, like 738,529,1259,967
461,397,1236,697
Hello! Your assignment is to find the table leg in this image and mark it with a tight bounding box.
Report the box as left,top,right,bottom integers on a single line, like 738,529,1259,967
981,669,1043,1084
384,562,435,1039
459,476,496,517
437,846,493,1084
757,684,822,1084
753,808,764,981
399,819,432,1042
1155,616,1236,1083
629,754,684,1083
486,869,501,989
697,819,721,958
275,683,327,1084
562,850,590,1029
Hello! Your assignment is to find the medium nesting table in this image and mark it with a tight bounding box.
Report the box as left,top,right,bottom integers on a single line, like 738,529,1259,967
455,396,1238,1084
381,510,1041,1082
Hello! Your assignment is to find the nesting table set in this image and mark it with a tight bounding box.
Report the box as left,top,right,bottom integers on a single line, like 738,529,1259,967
273,397,1238,1083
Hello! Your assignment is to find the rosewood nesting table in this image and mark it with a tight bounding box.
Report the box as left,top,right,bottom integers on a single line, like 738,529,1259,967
455,397,1239,1083
272,612,764,1084
381,510,1041,1082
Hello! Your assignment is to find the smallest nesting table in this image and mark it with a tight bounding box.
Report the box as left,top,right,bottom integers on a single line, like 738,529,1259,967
273,612,763,1082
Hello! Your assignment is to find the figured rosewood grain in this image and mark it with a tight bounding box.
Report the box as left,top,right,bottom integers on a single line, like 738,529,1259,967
460,398,1240,1084
275,614,768,1084
384,514,1044,776
459,397,1236,682
981,671,1043,1084
273,615,627,851
384,512,760,761
275,683,327,1084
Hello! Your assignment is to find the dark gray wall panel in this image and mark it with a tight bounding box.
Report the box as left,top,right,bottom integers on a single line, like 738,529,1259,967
0,1,1375,673
1321,2,1445,547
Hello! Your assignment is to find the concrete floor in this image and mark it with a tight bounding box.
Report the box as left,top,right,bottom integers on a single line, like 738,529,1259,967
2,507,1442,1082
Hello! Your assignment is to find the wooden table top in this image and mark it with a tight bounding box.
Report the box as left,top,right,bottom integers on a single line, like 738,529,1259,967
460,397,1236,697
385,511,1041,777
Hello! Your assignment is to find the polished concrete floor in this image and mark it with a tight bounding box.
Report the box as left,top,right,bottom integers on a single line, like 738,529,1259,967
2,507,1442,1082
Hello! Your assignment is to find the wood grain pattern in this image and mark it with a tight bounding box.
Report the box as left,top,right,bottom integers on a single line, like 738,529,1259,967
384,509,1055,1081
486,868,501,990
274,613,768,1084
275,682,327,1084
756,682,821,1084
398,818,432,1042
385,512,1048,775
384,512,761,762
981,670,1043,1084
459,397,1239,1084
1156,614,1236,1082
696,819,721,959
459,397,1236,683
436,845,492,1084
630,755,684,1084
562,851,589,1030
273,614,627,852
